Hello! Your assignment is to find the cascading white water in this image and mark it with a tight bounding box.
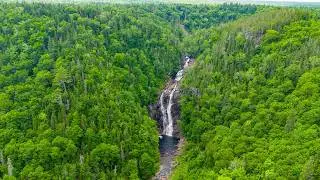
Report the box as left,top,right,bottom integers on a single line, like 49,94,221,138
164,84,177,136
183,57,190,68
155,56,192,179
160,56,191,137
160,92,168,134
175,70,184,82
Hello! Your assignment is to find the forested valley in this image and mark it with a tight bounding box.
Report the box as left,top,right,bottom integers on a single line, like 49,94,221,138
0,2,258,179
174,8,320,179
0,1,319,180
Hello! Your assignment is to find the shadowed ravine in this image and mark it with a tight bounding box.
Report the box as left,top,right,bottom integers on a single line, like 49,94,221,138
150,56,193,180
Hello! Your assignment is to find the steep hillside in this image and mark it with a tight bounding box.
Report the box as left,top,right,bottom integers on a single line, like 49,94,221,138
173,8,320,179
0,2,258,179
0,3,181,179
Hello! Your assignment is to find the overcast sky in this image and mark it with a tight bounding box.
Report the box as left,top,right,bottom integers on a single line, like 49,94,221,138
251,0,320,2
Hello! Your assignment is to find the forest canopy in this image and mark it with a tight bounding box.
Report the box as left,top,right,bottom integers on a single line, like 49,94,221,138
173,8,320,179
0,2,257,179
2,1,319,179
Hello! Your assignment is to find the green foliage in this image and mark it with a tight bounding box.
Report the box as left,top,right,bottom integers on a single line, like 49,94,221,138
0,1,265,179
173,8,320,179
0,2,184,179
148,3,257,32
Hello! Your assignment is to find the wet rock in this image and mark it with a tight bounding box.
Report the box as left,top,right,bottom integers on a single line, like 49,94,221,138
151,56,194,179
148,103,163,132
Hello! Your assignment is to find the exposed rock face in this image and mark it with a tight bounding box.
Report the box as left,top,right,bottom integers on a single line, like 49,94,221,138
148,103,163,132
149,56,194,138
150,56,194,180
148,81,180,136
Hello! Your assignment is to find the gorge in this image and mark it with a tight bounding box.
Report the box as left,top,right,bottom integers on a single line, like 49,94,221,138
153,56,193,179
2,2,320,179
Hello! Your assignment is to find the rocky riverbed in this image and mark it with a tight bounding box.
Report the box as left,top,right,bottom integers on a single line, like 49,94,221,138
149,56,194,180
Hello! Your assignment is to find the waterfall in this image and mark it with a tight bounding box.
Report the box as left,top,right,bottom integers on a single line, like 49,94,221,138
155,56,193,179
160,92,168,135
164,84,177,136
160,56,191,137
175,70,184,81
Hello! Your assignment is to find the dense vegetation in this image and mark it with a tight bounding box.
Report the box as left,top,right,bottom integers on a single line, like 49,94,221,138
0,3,182,179
145,3,257,31
0,2,257,179
173,8,320,179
